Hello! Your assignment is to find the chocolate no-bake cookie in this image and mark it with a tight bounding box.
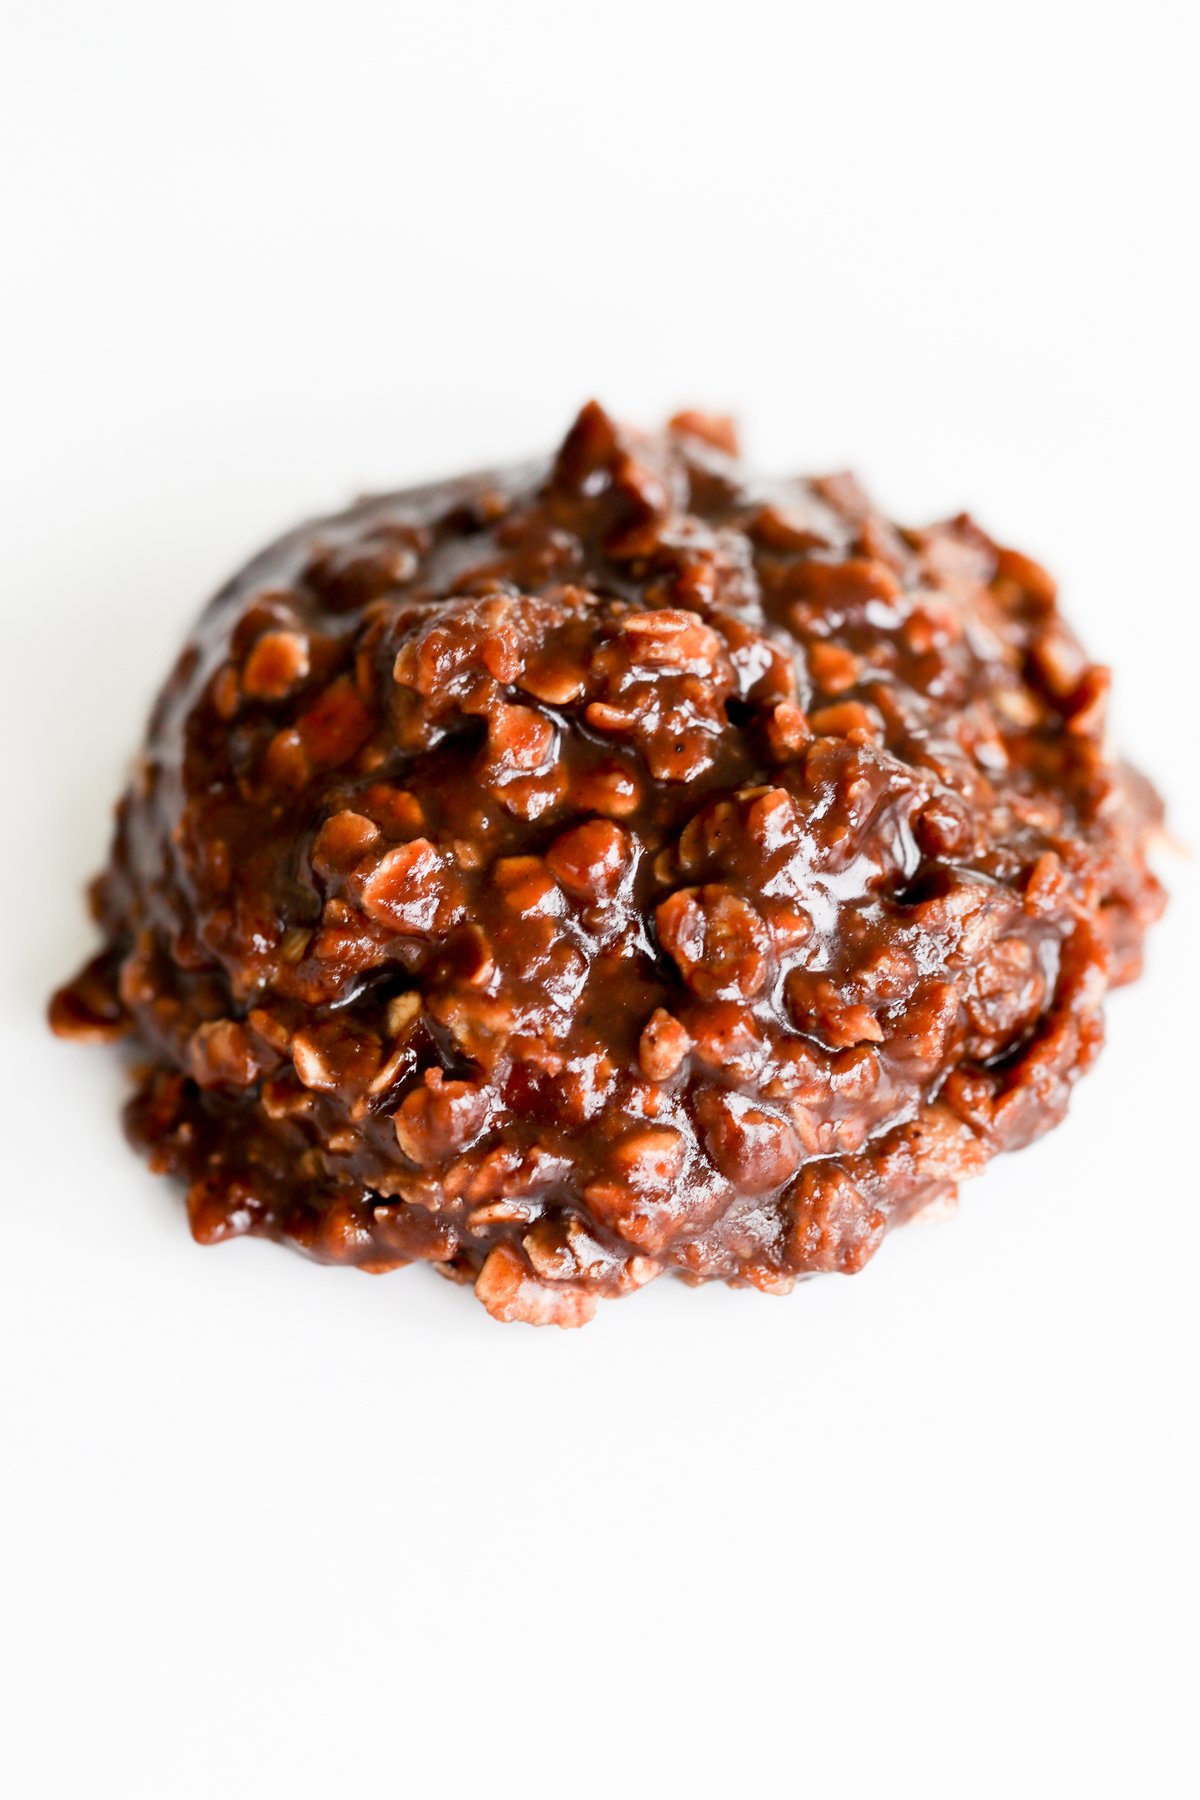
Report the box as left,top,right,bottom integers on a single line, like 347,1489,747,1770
52,404,1163,1324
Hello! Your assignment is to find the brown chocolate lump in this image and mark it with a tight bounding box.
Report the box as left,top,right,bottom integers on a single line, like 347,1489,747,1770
51,403,1164,1324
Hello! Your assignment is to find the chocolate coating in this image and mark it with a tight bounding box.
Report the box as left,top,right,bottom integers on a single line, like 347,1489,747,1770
52,404,1163,1324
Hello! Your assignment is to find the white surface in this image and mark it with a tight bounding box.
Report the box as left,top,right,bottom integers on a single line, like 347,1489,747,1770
3,4,1198,1796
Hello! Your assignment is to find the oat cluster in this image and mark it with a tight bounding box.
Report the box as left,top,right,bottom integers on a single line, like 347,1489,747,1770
52,404,1163,1324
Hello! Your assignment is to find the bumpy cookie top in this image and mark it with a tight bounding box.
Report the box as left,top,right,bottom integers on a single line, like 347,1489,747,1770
53,403,1162,1324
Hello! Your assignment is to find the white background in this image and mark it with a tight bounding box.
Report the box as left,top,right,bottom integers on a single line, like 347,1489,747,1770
2,4,1197,1795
